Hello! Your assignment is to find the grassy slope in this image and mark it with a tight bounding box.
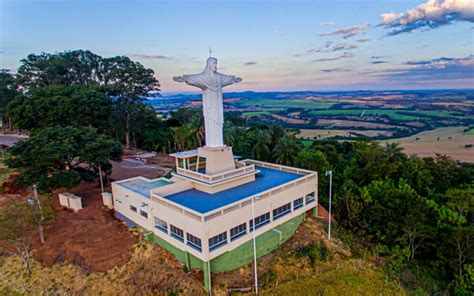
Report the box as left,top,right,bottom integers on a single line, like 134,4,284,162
263,263,405,296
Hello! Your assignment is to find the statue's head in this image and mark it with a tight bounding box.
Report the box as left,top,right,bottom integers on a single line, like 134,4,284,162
205,57,217,73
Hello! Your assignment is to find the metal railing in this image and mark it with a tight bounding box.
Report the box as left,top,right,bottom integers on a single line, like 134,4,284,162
176,164,256,184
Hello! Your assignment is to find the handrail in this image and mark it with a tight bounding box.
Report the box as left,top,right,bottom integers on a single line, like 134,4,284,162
176,164,256,184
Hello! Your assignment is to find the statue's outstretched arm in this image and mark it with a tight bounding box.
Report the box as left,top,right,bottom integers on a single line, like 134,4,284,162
173,76,185,83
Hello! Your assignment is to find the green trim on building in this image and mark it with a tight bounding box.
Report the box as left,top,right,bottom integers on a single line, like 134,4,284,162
144,232,204,269
209,213,304,272
144,213,304,273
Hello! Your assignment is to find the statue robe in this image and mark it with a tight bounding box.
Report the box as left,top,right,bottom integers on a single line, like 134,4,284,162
181,71,236,147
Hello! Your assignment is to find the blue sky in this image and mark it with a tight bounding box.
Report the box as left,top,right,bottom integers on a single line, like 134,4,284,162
1,0,473,92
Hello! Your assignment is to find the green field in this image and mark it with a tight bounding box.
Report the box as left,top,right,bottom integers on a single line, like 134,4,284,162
465,128,474,135
309,109,459,121
236,98,334,109
242,111,273,117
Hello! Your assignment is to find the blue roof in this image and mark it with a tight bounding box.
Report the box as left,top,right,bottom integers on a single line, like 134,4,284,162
118,178,171,197
165,166,303,214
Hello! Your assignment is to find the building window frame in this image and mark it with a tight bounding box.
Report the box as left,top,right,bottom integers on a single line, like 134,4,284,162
209,232,227,251
305,192,315,205
140,210,148,218
186,233,202,252
154,217,168,234
273,202,292,220
293,197,304,210
249,212,270,232
230,223,247,241
170,225,184,242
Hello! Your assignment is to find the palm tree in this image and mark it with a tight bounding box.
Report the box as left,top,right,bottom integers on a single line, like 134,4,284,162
251,130,271,160
273,136,300,165
269,124,285,149
171,124,196,151
384,143,405,162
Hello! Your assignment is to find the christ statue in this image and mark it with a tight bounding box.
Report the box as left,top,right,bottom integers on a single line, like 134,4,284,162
173,57,242,148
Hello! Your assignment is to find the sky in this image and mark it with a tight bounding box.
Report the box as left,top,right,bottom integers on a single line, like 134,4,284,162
1,0,473,93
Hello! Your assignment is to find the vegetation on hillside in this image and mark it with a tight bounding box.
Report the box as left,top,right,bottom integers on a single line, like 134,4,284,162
0,50,472,294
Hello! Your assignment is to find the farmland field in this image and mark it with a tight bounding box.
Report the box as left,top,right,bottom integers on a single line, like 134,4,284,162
385,126,474,162
158,90,474,158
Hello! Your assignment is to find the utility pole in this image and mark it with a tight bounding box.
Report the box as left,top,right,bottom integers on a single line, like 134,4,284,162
325,170,333,240
30,184,45,244
98,165,104,193
251,196,260,294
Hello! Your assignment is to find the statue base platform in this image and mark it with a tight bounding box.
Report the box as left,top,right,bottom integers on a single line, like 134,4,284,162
198,146,235,175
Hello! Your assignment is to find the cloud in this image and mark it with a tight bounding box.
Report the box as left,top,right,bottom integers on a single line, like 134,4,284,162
372,60,388,64
332,42,358,51
321,68,351,73
243,61,257,66
375,55,474,80
318,24,369,39
128,54,172,60
313,52,354,62
308,41,358,53
320,21,336,26
356,37,370,43
379,0,474,35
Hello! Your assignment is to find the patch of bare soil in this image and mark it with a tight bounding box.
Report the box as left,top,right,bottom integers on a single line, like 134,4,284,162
272,114,309,124
33,181,138,272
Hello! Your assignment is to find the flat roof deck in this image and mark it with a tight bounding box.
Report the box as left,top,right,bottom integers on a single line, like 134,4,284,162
118,178,171,197
165,166,303,214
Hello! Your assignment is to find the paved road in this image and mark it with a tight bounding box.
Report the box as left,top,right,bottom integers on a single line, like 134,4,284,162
0,134,28,147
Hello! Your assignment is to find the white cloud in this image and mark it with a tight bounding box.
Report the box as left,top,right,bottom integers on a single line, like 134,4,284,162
320,21,336,26
318,24,369,39
380,0,474,35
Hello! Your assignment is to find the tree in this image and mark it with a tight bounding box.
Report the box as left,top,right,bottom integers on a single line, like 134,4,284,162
6,84,112,131
14,50,160,149
384,143,405,163
272,136,301,165
250,129,271,160
6,126,122,192
0,69,17,132
100,56,160,149
295,148,330,172
171,124,196,152
0,197,53,274
268,124,285,149
16,50,102,90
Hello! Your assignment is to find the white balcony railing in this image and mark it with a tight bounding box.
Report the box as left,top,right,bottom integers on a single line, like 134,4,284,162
176,164,256,184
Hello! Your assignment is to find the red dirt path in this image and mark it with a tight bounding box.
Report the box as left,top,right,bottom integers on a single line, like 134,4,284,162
32,181,138,272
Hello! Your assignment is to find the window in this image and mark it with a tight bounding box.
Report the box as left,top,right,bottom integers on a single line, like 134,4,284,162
293,197,304,210
209,232,227,251
154,217,168,233
230,223,247,241
129,205,137,212
273,202,291,220
140,210,148,218
170,225,184,242
249,212,270,232
305,192,315,205
186,233,202,252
